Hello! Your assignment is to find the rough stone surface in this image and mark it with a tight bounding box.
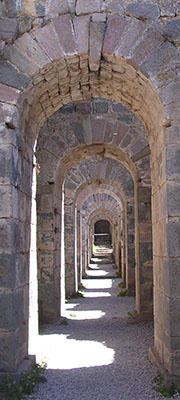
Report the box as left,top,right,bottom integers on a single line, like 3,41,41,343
126,2,160,19
163,19,180,42
0,17,18,41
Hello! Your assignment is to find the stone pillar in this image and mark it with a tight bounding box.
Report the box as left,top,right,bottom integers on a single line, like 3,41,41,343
126,202,135,295
76,210,81,287
29,157,38,355
0,132,35,373
121,209,126,285
37,182,61,323
136,186,153,320
64,196,76,297
81,215,86,278
149,138,180,383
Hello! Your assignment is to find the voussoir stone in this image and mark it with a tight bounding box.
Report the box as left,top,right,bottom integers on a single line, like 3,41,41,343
0,61,30,89
89,21,106,71
32,23,63,61
53,15,77,55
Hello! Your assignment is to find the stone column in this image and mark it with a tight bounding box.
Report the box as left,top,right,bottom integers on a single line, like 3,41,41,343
136,186,153,320
37,181,61,323
149,136,180,382
81,215,86,278
126,202,135,295
0,132,35,373
64,196,76,297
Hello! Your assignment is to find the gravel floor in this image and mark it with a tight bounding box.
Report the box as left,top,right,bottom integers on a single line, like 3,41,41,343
26,262,180,400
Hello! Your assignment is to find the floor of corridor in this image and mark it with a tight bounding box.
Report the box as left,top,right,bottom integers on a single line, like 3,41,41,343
27,261,180,400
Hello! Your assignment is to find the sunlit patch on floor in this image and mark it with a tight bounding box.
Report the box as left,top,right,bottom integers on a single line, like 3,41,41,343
34,334,115,370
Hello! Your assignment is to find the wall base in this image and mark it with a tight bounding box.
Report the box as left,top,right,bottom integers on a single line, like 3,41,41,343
0,355,36,379
149,346,180,387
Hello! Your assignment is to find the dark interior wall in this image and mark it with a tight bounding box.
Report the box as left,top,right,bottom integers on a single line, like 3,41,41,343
95,220,110,234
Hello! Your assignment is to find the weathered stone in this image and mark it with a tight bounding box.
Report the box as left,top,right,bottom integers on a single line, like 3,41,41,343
94,100,108,113
0,17,18,41
53,15,77,55
132,25,163,64
32,23,63,61
0,61,31,89
126,2,160,19
103,0,123,14
76,0,102,15
4,44,40,76
91,117,106,142
73,16,89,57
48,0,76,15
4,0,22,17
103,15,128,56
159,0,176,16
163,19,180,41
15,33,50,68
89,21,105,71
18,16,32,35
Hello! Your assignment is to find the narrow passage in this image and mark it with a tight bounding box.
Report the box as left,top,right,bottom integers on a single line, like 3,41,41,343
27,260,179,400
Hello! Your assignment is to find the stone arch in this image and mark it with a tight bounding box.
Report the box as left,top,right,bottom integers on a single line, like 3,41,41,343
0,12,179,383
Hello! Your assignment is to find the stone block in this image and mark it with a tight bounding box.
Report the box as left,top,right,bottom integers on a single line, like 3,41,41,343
166,144,180,180
19,16,32,35
38,231,55,251
126,2,160,19
4,0,22,17
0,144,18,185
0,184,18,218
32,23,63,61
15,33,50,69
0,124,17,146
0,17,18,41
160,1,176,16
0,83,20,104
4,44,40,76
138,186,151,203
103,15,128,56
0,61,30,89
0,253,28,290
94,100,108,113
73,16,89,56
53,15,77,55
39,282,59,323
115,18,145,58
166,181,180,217
0,219,26,252
71,121,85,143
132,25,163,64
76,0,102,15
139,242,152,266
0,329,27,372
38,212,54,231
167,218,180,258
163,19,180,41
38,251,54,270
103,0,123,14
83,119,92,143
91,117,106,142
89,21,105,71
160,81,180,106
0,288,27,331
48,0,76,15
